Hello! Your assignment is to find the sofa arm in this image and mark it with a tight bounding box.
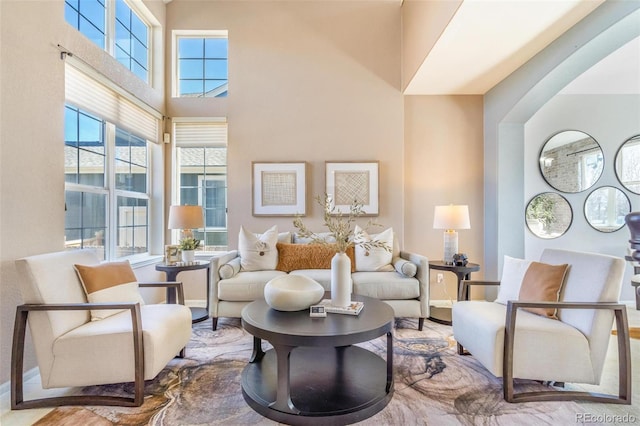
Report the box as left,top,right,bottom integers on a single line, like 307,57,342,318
399,250,429,319
209,250,239,316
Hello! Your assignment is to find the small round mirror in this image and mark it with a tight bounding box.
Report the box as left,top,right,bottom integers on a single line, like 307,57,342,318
539,130,603,193
525,192,572,239
584,186,631,233
614,134,640,195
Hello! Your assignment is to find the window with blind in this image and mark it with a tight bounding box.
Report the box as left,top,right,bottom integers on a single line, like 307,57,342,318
174,120,228,251
64,63,160,260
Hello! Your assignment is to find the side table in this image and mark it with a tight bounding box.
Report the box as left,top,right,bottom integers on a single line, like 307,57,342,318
428,260,480,325
156,261,210,324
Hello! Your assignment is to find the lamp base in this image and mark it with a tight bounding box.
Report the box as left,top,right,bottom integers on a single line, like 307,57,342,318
443,230,458,264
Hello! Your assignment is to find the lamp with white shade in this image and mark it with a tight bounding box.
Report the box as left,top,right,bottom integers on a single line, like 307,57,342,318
433,205,470,264
168,205,204,240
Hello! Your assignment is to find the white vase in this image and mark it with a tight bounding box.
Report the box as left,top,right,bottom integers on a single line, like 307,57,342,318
331,252,351,308
181,250,195,263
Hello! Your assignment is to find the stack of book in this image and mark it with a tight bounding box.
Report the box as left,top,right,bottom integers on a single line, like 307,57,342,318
319,299,364,316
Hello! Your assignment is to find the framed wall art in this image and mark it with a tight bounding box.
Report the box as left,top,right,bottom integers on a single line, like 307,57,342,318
325,161,379,216
252,162,307,216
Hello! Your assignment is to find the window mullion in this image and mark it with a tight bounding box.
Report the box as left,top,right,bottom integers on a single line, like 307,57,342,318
105,0,116,58
105,123,117,260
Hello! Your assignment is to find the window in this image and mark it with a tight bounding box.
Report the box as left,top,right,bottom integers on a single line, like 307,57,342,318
174,121,228,250
175,31,228,97
65,0,150,83
64,63,159,260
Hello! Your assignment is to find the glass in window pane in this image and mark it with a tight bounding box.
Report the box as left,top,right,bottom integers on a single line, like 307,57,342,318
115,0,130,27
81,0,105,33
130,165,147,192
205,38,228,59
131,14,147,45
78,150,105,186
115,21,131,54
132,38,147,65
179,38,204,58
179,147,204,167
205,59,227,79
179,80,204,97
79,16,105,49
64,146,78,183
180,59,204,79
205,147,227,166
116,197,148,257
66,0,79,12
132,62,148,83
115,159,132,190
65,191,107,259
65,3,79,27
130,141,147,166
65,107,78,146
204,80,227,97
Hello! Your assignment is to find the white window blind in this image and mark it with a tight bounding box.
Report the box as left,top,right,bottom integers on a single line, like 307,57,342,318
174,120,228,147
65,63,159,143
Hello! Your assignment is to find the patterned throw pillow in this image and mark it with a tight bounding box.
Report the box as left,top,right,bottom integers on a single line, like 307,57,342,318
276,243,355,272
74,261,145,321
353,226,394,272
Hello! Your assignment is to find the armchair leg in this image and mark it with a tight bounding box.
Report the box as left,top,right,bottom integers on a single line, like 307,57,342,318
12,306,145,409
178,347,186,358
212,317,218,331
457,343,468,355
503,304,631,404
418,318,424,331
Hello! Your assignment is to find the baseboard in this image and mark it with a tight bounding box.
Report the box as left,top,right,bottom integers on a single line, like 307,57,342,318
0,366,39,398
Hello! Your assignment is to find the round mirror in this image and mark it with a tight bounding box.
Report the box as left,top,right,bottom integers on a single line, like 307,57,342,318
525,192,573,239
614,134,640,195
539,130,603,193
584,186,631,233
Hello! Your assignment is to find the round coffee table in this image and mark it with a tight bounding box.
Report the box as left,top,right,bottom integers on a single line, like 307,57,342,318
241,293,394,425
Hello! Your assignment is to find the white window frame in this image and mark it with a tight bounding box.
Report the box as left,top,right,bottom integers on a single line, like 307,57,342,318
172,30,229,98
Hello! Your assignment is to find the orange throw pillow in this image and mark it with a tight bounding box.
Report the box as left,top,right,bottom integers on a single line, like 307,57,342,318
276,243,355,272
518,261,569,319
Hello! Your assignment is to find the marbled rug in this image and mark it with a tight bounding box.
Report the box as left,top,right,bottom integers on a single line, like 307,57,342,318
33,318,633,425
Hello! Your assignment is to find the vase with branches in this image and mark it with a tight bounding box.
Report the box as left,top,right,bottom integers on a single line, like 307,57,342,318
293,194,390,307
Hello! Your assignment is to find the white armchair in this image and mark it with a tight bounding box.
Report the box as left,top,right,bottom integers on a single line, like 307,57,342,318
11,250,192,409
452,249,631,404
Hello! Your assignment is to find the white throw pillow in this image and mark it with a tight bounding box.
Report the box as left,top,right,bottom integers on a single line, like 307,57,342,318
354,226,394,272
239,225,279,271
495,255,533,305
219,257,241,279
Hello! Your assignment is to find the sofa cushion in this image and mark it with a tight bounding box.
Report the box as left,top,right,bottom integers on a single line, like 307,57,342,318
353,226,394,272
352,271,419,300
74,261,145,321
217,270,286,301
276,243,355,272
518,261,569,319
239,225,279,271
289,269,332,290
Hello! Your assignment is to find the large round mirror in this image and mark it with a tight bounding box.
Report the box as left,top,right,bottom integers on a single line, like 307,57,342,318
539,130,603,193
584,186,631,233
525,192,572,239
614,134,640,195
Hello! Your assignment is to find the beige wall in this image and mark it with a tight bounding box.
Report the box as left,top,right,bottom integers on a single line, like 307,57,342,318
404,96,485,300
166,0,405,247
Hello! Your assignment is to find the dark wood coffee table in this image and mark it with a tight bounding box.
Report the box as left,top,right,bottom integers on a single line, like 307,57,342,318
241,293,394,425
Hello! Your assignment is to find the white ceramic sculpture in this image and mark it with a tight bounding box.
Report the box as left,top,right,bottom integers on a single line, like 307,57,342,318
264,275,324,311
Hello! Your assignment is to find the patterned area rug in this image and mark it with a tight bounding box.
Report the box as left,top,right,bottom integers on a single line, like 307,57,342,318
34,318,633,425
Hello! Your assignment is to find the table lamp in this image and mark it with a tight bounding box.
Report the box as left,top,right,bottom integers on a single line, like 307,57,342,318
168,205,204,240
433,205,470,264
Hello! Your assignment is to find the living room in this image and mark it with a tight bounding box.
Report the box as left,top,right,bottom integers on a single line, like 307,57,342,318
1,0,639,424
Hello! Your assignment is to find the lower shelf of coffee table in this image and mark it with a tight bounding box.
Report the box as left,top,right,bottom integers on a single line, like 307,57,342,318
241,345,392,424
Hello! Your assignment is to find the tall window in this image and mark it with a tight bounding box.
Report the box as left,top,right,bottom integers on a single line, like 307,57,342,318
65,0,150,83
175,31,228,97
65,63,159,260
174,121,228,250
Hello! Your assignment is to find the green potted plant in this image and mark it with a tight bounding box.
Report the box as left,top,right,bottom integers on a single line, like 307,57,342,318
179,237,201,263
526,194,556,232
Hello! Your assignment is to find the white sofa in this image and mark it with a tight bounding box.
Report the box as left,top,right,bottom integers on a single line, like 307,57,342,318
209,231,429,330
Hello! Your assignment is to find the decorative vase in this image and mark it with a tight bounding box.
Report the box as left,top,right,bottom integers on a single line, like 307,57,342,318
181,250,195,263
331,252,351,308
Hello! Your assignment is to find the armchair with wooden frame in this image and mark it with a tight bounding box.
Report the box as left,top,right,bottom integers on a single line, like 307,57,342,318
11,249,192,409
452,249,631,404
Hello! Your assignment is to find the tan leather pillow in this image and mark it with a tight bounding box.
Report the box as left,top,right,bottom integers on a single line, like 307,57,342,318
518,261,569,319
74,261,145,321
276,243,355,272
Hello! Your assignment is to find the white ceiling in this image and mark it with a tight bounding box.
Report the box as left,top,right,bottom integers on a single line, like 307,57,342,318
404,0,612,95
